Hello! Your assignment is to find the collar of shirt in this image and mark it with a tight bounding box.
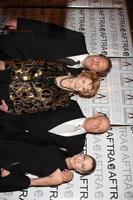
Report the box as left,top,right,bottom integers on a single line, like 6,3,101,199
49,118,86,137
67,54,89,68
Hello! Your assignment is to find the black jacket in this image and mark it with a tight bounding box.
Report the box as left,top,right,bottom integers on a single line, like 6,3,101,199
0,100,86,156
0,18,88,60
0,140,67,192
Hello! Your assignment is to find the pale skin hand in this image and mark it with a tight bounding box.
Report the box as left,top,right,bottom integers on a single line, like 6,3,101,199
0,61,5,71
0,62,8,112
5,18,17,30
61,169,73,183
30,168,73,187
0,99,8,112
0,168,10,177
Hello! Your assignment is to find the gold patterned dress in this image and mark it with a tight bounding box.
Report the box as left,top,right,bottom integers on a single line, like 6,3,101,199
4,59,72,114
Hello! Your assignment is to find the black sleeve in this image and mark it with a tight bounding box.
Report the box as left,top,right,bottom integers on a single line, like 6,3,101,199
67,67,83,76
17,18,83,38
66,134,86,156
0,174,30,192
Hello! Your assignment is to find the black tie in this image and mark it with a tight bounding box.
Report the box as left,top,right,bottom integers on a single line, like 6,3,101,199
55,58,80,66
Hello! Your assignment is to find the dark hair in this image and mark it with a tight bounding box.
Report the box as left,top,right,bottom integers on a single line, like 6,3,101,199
83,155,96,175
76,155,96,176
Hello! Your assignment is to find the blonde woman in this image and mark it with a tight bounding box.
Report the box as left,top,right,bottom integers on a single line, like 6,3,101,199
0,59,100,114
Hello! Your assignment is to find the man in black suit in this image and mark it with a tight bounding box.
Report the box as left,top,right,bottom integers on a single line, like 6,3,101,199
0,18,112,76
0,100,110,156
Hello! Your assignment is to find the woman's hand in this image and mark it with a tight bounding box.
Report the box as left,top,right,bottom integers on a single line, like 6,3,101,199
61,169,73,183
0,168,10,177
0,61,5,71
50,169,73,184
0,99,8,112
5,18,17,30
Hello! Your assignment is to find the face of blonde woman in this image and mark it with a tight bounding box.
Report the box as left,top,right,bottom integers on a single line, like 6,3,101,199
70,75,92,93
84,55,109,73
70,154,93,173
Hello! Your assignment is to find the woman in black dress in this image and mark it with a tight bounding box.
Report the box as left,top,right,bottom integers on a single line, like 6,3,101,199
0,140,96,192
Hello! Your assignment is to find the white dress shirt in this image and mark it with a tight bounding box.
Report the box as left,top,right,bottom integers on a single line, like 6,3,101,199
49,118,86,137
67,54,88,68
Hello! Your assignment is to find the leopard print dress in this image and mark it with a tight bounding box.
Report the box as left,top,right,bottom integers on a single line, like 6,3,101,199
5,59,72,114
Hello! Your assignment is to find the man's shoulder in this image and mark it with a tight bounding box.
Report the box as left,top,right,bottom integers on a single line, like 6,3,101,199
64,100,83,114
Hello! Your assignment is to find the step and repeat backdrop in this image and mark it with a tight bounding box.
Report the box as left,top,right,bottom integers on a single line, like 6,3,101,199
0,0,133,200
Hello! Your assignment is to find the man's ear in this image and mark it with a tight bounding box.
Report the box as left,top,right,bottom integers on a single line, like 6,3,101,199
93,112,100,117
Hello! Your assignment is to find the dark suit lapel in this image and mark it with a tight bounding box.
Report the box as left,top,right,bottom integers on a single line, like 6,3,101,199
0,101,84,134
48,100,84,129
67,67,83,76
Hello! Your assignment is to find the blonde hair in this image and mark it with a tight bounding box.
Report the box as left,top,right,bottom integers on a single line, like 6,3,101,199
76,71,100,98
